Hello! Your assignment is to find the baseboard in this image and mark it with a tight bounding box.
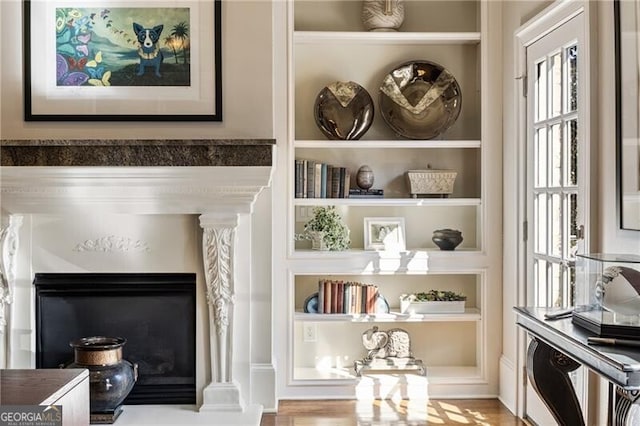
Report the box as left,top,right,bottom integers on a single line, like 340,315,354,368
499,355,517,414
251,363,276,411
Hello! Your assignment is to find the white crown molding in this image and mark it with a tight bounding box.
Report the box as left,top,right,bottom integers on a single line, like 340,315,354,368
73,236,151,253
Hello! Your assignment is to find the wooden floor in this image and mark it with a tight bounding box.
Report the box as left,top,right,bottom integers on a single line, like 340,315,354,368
260,399,526,425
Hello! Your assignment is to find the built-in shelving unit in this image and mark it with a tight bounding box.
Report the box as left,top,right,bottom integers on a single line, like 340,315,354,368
277,0,502,400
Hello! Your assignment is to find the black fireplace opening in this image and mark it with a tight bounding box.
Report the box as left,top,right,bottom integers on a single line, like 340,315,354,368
35,273,196,405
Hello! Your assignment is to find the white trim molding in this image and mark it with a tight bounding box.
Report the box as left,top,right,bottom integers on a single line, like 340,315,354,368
509,0,596,420
199,213,245,412
0,215,23,368
73,235,151,252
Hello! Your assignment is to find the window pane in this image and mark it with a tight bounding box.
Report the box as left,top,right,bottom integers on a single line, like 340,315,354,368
568,193,578,256
550,52,562,117
566,119,578,186
536,60,547,122
535,128,547,188
567,44,578,112
551,123,562,187
536,259,548,306
551,262,561,307
551,193,562,257
569,264,576,306
535,194,548,254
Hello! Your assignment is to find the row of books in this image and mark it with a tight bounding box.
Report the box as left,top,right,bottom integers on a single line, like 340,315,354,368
295,160,351,198
318,279,380,314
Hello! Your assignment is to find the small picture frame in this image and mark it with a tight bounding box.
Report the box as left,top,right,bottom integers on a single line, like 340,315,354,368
364,217,406,251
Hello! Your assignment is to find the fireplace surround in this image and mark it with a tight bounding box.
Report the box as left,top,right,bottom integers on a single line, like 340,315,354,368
34,272,197,405
0,139,275,425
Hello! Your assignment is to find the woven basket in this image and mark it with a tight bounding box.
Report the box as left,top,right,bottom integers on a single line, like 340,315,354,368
405,170,457,197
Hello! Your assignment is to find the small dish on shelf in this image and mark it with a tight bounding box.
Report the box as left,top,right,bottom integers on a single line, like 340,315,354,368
304,292,319,313
379,60,462,140
375,294,390,313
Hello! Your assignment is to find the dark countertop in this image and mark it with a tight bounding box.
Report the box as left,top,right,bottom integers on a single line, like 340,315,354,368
0,139,275,167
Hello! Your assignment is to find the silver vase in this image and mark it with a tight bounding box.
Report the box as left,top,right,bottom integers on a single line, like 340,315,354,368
362,0,405,32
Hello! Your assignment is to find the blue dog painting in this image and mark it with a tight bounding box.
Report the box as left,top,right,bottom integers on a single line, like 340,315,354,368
54,7,190,87
133,23,164,77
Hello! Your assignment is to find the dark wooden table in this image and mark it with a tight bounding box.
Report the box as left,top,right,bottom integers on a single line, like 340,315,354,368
0,369,89,426
514,307,640,425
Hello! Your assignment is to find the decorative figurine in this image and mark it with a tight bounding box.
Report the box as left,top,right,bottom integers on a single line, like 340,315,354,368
362,0,405,32
356,165,375,190
354,326,425,376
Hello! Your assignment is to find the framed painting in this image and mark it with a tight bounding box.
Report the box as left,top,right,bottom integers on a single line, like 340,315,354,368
363,217,406,251
23,0,222,121
616,0,640,230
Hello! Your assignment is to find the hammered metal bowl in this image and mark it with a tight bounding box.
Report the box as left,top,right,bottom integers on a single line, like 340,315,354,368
379,60,462,140
314,81,374,140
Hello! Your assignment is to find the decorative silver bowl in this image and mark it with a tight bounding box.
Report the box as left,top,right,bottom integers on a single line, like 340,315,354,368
314,81,374,140
380,60,462,140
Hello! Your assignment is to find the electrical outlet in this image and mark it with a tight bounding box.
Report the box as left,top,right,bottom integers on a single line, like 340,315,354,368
303,322,316,342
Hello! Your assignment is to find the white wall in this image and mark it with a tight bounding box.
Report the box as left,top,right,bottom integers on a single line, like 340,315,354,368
598,1,640,254
0,0,276,410
501,0,640,419
0,0,274,139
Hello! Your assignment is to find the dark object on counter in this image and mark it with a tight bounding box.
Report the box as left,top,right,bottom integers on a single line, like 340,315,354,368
67,336,138,424
432,229,463,251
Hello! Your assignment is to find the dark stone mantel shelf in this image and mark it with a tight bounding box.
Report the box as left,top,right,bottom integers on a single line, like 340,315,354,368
0,139,275,214
0,139,275,167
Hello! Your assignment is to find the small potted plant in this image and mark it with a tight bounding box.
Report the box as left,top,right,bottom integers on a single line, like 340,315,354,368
296,206,350,251
400,290,466,314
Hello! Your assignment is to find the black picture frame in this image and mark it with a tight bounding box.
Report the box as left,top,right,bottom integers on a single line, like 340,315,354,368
615,0,640,230
23,0,222,121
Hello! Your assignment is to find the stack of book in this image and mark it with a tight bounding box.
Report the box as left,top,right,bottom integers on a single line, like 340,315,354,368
294,160,351,198
317,279,379,314
348,188,384,198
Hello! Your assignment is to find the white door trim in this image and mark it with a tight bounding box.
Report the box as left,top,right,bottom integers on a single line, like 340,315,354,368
510,0,597,420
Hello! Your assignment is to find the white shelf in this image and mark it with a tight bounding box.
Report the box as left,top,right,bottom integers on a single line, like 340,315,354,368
291,248,480,258
295,308,481,322
293,198,481,207
292,366,482,383
282,0,497,399
293,367,357,381
294,31,481,44
295,140,482,149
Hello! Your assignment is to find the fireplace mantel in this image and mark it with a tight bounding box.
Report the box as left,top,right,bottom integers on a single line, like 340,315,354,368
0,139,275,425
0,139,274,215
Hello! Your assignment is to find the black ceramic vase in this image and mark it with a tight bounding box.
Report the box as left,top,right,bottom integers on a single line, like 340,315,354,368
67,336,137,423
432,229,463,250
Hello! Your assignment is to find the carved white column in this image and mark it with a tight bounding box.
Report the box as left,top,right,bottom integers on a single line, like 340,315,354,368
199,213,245,412
0,215,23,369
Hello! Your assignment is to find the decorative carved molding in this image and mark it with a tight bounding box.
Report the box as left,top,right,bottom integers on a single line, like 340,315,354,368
202,227,235,334
73,236,150,253
200,213,239,387
0,216,23,329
